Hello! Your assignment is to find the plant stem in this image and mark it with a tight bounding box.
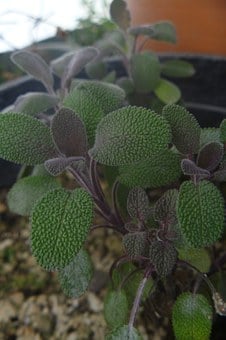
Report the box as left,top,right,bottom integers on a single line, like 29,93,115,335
112,180,125,226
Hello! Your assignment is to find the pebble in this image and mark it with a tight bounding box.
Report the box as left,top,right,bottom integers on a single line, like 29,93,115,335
0,300,16,323
87,292,103,312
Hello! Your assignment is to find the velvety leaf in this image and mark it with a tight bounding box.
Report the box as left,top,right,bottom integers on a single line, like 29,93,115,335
131,52,160,93
178,248,211,273
220,119,226,142
51,108,87,157
44,157,84,176
106,325,142,340
0,113,57,165
123,232,148,258
172,293,212,340
127,187,150,221
104,290,128,329
61,47,99,88
50,51,75,78
63,81,125,145
31,188,93,270
181,159,210,179
163,104,201,154
116,77,135,95
7,175,60,216
118,149,181,188
200,128,220,148
129,21,176,43
161,60,195,78
197,142,223,171
14,92,59,116
89,106,171,166
58,248,93,297
110,0,131,30
11,50,53,91
154,79,181,104
85,60,107,80
154,189,178,225
149,241,177,277
177,180,224,247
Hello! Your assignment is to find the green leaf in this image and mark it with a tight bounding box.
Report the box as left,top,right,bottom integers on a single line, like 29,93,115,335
178,248,211,273
119,149,181,188
172,293,212,340
105,325,142,340
11,50,53,91
58,248,93,298
123,232,148,258
131,52,160,93
154,189,178,225
102,71,117,83
149,241,177,277
14,92,59,116
63,80,125,145
85,60,107,80
89,106,171,166
31,188,93,270
116,77,135,95
177,180,225,247
154,79,181,104
163,104,201,154
220,119,226,143
0,113,57,165
161,60,195,78
7,175,60,216
104,290,128,329
129,21,176,44
200,128,220,148
127,187,150,221
110,0,131,31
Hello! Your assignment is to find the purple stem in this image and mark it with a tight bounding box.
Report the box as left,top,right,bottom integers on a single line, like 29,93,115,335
112,180,125,226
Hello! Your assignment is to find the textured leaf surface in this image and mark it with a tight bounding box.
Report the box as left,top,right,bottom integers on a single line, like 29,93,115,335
161,60,195,78
44,157,84,176
200,128,220,148
172,293,212,340
220,119,226,142
58,248,93,297
106,325,142,340
7,175,59,216
123,232,148,258
51,108,87,157
154,79,181,104
178,248,211,273
149,241,177,277
181,159,210,179
0,113,57,165
31,188,93,270
14,92,59,116
11,50,53,91
110,0,131,30
127,187,150,221
197,142,223,171
63,81,125,144
154,189,178,225
129,21,176,43
131,52,160,93
177,180,224,247
104,290,128,329
119,149,181,188
89,106,171,166
163,104,201,154
116,77,135,95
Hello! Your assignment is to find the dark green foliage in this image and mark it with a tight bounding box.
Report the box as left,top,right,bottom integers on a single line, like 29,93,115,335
220,119,226,142
106,325,142,340
149,241,178,277
104,290,129,329
0,113,57,165
172,293,212,340
110,0,131,31
31,188,93,270
127,187,151,222
154,189,178,226
58,249,93,297
197,142,223,171
123,232,148,258
177,180,225,247
90,106,171,166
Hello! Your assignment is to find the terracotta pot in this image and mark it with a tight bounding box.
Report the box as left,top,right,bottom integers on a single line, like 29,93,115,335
126,0,226,55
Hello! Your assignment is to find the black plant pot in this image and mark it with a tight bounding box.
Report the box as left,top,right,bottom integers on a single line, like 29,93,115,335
0,54,226,188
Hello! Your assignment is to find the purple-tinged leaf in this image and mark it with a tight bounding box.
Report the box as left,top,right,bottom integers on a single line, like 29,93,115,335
181,159,210,179
61,47,99,89
14,92,59,116
127,187,151,222
123,231,148,258
154,189,178,226
51,108,87,157
149,240,177,277
44,157,85,176
11,50,54,92
197,142,223,172
110,0,131,31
